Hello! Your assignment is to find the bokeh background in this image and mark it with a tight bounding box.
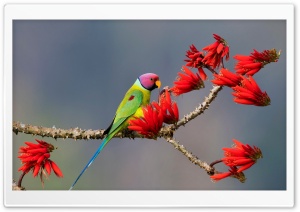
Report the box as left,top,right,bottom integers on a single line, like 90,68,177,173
13,20,286,190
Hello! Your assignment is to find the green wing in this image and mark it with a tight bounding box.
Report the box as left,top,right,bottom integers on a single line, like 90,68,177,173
70,88,144,190
105,89,143,135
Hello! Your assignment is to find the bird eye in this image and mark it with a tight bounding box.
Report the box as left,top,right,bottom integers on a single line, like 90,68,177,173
150,78,153,81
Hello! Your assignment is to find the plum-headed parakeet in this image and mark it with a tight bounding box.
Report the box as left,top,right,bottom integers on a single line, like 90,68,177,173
69,73,161,190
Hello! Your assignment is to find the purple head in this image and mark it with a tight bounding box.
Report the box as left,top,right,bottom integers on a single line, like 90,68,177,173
138,73,161,91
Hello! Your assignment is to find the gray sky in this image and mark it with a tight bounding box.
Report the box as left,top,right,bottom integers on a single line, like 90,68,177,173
13,20,286,190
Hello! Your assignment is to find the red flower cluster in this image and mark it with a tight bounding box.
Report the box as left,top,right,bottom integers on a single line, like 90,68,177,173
170,66,204,96
185,44,207,80
211,68,242,87
18,139,63,186
211,68,270,107
234,48,281,76
232,75,270,106
183,34,231,84
202,34,230,69
128,89,179,138
222,139,263,173
128,103,164,139
210,139,262,182
157,88,179,124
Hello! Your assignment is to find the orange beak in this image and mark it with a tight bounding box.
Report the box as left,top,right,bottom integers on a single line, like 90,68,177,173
155,80,161,88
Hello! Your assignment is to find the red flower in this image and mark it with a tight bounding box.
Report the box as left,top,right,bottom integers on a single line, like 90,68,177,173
18,139,63,187
158,88,179,124
170,66,204,96
232,75,270,106
128,103,164,139
202,34,230,69
210,166,246,183
211,68,243,87
185,44,207,80
234,48,281,76
222,139,263,173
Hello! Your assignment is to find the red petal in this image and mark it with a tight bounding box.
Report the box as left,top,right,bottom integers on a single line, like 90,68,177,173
223,148,247,157
18,163,32,172
217,43,224,54
237,162,255,172
232,158,254,166
243,62,262,69
222,46,230,58
198,67,207,81
33,164,41,177
27,148,48,154
128,125,144,131
50,160,63,177
210,171,232,182
24,142,40,148
213,34,222,41
44,160,51,175
233,98,256,105
246,68,261,76
35,139,49,146
172,102,179,122
37,155,45,164
186,62,193,66
233,55,252,61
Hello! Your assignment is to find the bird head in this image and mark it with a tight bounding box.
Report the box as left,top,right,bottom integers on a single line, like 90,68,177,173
138,73,161,91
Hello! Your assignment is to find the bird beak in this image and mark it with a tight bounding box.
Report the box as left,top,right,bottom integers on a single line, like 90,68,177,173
155,80,161,88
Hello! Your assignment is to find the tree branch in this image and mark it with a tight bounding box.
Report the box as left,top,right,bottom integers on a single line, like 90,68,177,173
13,122,107,140
12,85,223,140
12,85,222,184
166,137,215,175
170,85,222,130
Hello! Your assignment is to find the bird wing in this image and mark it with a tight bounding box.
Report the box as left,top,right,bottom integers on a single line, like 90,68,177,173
69,89,144,190
106,89,143,135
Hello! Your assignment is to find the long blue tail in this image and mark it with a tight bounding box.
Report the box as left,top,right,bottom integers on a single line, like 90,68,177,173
69,136,111,190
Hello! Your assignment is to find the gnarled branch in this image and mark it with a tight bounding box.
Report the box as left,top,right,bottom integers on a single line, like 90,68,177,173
12,85,222,140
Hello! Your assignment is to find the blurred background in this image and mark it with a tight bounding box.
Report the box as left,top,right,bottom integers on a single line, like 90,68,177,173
13,20,286,190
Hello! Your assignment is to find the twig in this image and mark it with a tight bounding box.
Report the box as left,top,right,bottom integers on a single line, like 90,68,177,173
12,179,25,191
17,172,26,188
13,122,107,140
166,137,215,175
170,85,223,130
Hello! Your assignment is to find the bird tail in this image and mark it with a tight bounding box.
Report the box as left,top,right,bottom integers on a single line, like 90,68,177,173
69,134,113,190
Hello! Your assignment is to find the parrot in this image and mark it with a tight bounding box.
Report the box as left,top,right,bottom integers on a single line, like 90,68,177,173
69,73,161,190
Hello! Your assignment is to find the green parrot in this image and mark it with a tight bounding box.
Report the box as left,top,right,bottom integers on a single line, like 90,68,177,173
69,73,161,190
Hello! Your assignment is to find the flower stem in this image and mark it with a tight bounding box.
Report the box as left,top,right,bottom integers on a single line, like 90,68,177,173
209,159,223,167
204,65,218,74
18,172,26,188
221,58,225,69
